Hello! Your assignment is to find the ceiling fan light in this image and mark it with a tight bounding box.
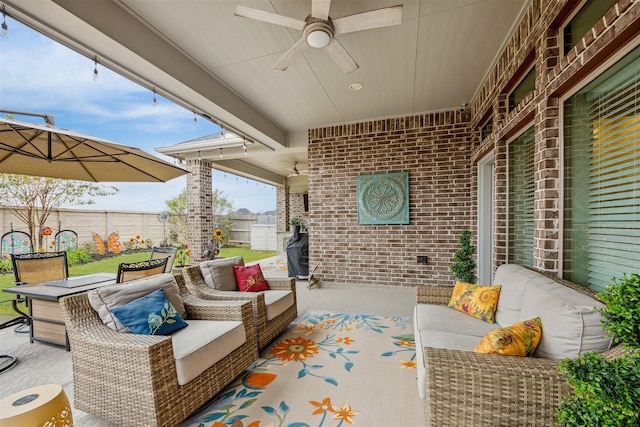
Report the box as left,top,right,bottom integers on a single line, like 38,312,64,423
306,29,330,48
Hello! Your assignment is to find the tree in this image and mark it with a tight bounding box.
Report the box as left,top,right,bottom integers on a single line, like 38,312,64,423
212,188,235,245
212,188,234,217
0,174,118,250
165,188,234,245
165,189,188,245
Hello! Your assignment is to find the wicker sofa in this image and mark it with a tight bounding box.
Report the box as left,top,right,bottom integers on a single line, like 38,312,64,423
414,264,623,427
182,256,297,349
60,273,258,427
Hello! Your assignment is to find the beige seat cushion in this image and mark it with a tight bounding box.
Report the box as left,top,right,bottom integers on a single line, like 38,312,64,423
200,256,244,291
414,304,497,399
263,290,294,321
87,273,186,332
171,319,246,385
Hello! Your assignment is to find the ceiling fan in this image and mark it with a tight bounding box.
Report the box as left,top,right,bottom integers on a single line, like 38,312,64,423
234,1,403,74
288,162,308,177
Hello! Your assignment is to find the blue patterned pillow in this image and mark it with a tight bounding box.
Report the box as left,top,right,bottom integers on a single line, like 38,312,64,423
110,289,188,335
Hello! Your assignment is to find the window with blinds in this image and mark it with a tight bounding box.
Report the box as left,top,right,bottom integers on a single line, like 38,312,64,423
508,127,535,267
563,45,640,291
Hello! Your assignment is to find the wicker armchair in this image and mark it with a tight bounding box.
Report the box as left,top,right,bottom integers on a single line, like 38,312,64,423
416,282,624,427
182,262,297,349
59,274,258,427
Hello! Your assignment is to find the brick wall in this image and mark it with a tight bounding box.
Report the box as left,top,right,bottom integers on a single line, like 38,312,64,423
308,113,473,286
307,0,640,286
470,0,640,275
289,193,306,231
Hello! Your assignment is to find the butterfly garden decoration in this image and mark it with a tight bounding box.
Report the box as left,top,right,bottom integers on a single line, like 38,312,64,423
92,231,122,256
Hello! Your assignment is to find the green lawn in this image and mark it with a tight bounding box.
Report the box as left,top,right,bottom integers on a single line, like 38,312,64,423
0,247,276,315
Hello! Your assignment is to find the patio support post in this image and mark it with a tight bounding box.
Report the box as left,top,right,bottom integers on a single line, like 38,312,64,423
275,184,289,255
186,158,213,263
276,184,289,233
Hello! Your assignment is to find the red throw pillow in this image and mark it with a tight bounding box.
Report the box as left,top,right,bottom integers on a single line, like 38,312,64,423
233,264,269,292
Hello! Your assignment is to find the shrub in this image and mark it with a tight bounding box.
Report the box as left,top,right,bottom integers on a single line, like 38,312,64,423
449,230,477,284
599,273,640,349
66,249,93,266
0,259,12,274
557,273,640,426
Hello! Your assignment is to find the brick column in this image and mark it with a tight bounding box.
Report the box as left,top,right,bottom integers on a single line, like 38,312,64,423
493,94,509,270
186,159,212,263
533,97,561,273
276,184,288,233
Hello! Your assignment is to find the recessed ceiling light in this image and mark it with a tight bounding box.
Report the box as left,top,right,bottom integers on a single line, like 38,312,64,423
349,82,363,91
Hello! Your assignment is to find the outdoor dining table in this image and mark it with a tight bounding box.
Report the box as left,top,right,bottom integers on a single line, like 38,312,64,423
2,273,117,349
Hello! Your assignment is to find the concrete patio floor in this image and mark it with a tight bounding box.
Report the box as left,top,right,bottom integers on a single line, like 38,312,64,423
0,256,418,426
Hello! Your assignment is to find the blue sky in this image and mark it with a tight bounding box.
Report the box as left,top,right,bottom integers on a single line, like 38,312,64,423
0,17,276,214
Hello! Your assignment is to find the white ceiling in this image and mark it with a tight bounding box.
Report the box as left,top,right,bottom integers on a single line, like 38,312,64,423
3,0,529,187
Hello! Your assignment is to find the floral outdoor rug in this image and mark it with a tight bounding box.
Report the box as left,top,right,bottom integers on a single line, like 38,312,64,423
182,310,424,427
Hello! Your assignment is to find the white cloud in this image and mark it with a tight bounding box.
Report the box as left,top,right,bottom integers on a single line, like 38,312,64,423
1,18,276,214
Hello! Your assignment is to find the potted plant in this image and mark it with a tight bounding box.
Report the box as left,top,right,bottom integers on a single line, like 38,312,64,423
449,229,477,284
557,273,640,426
290,216,301,233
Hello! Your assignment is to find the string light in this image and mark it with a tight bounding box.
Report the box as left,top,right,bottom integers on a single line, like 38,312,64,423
93,56,99,81
1,6,8,39
193,110,197,126
152,87,157,107
198,151,201,161
219,148,223,158
243,141,247,156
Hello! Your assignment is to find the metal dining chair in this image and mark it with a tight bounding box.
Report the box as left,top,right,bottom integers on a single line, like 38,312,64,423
150,246,178,273
116,257,169,283
6,251,69,358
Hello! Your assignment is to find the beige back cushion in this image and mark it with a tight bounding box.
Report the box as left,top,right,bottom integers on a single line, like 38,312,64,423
87,273,186,332
494,264,543,327
518,275,612,359
200,256,244,291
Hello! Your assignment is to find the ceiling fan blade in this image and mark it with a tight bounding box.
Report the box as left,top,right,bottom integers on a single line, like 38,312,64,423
333,5,403,35
325,38,358,74
312,0,332,21
273,38,309,71
234,5,305,31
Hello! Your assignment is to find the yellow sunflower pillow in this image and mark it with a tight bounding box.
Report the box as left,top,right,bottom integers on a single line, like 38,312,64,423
447,280,501,323
474,317,543,356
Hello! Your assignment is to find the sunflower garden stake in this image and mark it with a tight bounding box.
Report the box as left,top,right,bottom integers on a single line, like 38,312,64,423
203,228,225,260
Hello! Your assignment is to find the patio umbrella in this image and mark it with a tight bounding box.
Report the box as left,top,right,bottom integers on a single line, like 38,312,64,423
0,117,188,182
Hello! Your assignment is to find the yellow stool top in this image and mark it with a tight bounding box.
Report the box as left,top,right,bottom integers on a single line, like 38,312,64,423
0,384,72,427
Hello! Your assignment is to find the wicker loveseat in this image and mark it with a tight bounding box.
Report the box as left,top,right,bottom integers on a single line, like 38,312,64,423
414,264,623,427
60,273,258,427
182,256,297,349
